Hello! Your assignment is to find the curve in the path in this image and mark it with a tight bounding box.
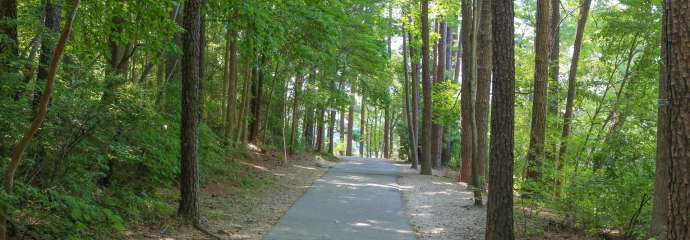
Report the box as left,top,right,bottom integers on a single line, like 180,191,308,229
264,157,416,240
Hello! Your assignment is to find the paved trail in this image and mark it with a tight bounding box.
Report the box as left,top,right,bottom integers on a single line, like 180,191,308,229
264,157,416,240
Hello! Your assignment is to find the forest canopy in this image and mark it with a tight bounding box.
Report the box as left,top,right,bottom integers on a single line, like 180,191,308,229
0,0,686,239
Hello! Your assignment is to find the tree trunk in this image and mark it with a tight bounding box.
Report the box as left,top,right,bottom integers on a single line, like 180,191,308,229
303,106,314,149
419,0,433,175
224,30,238,141
33,1,61,110
556,0,591,196
178,0,204,225
248,56,266,144
526,0,550,183
340,109,346,144
441,23,453,166
650,8,668,238
28,1,61,184
454,25,462,83
476,0,493,180
547,0,561,183
460,0,474,182
289,74,305,151
469,0,483,204
663,1,690,238
409,22,421,169
0,0,18,92
432,21,447,169
485,0,516,237
403,29,418,168
328,110,336,154
346,99,354,156
360,97,366,157
18,34,41,101
383,107,390,158
316,109,325,152
445,23,453,71
237,65,252,144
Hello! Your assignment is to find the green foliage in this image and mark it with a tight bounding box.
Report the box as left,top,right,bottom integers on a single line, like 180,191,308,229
431,80,460,126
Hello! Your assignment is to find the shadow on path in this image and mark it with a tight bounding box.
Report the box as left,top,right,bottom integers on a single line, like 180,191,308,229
264,157,416,240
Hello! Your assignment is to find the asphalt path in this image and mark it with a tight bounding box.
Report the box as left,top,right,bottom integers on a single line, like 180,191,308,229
264,156,416,240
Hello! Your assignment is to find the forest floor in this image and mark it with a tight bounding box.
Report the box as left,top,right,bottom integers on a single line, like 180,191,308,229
395,163,589,240
396,164,486,240
126,148,337,240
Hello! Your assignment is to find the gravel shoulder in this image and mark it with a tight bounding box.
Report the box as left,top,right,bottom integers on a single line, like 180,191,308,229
129,151,336,240
393,163,486,240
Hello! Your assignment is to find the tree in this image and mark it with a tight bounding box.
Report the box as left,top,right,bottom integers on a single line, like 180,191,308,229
432,21,447,169
249,56,266,144
419,0,433,175
289,74,305,151
485,0,516,237
476,0,493,181
0,0,17,85
33,1,62,110
408,14,421,170
460,0,475,182
383,107,390,158
360,97,366,157
525,0,550,183
0,1,78,238
662,1,690,238
346,98,354,156
328,109,336,154
650,7,668,239
403,23,419,169
224,30,238,141
547,0,560,167
556,0,591,195
178,0,204,226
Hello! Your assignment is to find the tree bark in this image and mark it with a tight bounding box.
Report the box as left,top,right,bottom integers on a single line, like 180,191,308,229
340,108,346,143
476,0,493,180
33,1,61,110
411,30,420,169
419,0,433,175
303,106,314,149
346,99,354,156
403,28,419,168
248,56,266,144
289,74,305,151
360,97,366,157
316,109,325,152
383,107,390,158
445,23,453,71
328,110,336,154
526,0,550,183
485,0,515,236
556,0,591,196
468,0,485,205
547,0,561,184
650,7,668,238
432,21,447,169
407,15,421,169
0,0,18,90
224,30,238,142
441,24,453,166
236,66,249,143
663,1,690,238
460,0,475,182
178,0,204,225
454,25,462,83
